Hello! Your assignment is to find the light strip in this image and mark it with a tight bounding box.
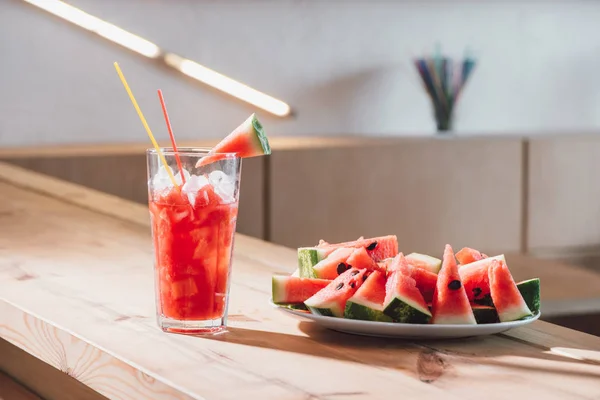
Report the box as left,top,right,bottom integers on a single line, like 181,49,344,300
23,0,160,58
22,0,292,117
164,54,291,117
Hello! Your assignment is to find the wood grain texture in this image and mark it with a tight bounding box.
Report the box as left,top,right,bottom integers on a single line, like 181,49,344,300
528,136,600,251
0,371,41,400
1,162,600,399
269,138,523,255
2,154,265,239
0,137,411,159
0,338,109,400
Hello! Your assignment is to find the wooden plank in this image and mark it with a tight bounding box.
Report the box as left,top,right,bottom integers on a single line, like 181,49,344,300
0,370,42,400
2,162,600,399
528,136,600,251
0,137,405,159
2,155,266,239
269,138,523,255
0,339,107,400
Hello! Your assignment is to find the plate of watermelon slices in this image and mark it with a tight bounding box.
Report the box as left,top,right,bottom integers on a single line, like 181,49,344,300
271,236,541,339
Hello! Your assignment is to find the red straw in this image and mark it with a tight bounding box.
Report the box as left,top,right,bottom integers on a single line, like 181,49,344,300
157,89,185,184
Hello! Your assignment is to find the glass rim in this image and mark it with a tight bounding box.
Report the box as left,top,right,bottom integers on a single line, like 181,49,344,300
146,147,239,158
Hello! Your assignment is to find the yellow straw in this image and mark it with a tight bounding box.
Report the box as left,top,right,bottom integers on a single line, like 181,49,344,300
113,62,178,187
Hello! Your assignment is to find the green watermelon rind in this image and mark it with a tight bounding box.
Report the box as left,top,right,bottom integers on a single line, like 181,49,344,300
250,113,271,155
472,305,499,324
516,278,541,314
278,303,309,311
383,296,432,324
406,252,442,274
344,299,393,322
305,303,342,318
271,275,288,304
297,248,327,278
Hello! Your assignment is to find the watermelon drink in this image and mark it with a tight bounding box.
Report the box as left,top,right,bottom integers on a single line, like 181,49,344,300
147,148,241,334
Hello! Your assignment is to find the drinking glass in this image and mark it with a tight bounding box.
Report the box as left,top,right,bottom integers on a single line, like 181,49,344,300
147,148,241,334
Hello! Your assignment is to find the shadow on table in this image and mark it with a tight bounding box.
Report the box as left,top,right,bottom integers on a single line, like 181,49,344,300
203,322,600,381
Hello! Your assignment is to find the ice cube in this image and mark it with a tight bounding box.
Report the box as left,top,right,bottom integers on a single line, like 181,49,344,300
151,166,191,190
151,165,174,190
209,170,236,204
174,168,191,185
182,174,209,205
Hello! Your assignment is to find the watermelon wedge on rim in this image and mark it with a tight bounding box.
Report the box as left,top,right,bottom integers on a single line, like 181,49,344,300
431,245,476,325
196,113,270,166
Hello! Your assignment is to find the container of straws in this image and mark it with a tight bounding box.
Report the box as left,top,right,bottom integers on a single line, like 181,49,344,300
414,47,476,132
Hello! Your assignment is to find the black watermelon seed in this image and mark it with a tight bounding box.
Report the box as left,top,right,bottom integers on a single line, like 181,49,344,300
336,282,344,290
351,269,360,276
472,287,483,298
350,282,356,288
366,242,378,251
448,280,462,290
337,263,347,275
362,274,368,281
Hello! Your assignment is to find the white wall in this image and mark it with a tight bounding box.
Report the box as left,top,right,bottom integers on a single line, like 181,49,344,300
1,0,600,147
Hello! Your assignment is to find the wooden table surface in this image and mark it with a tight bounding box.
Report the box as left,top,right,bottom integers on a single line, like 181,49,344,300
1,162,600,400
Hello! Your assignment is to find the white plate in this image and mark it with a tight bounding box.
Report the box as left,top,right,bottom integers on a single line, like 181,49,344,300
271,302,540,339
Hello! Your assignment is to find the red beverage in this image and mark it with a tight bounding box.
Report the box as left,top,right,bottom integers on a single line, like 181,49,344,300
150,181,238,323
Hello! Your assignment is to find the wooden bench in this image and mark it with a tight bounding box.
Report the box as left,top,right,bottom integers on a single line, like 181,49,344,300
0,371,41,400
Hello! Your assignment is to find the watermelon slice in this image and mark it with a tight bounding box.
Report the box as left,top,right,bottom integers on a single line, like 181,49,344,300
297,247,328,278
304,268,368,317
431,245,476,325
406,253,442,274
517,278,541,314
345,247,386,273
196,113,270,167
344,270,393,322
271,275,331,305
410,266,438,304
455,247,488,265
382,254,432,324
315,235,398,262
458,255,505,305
488,260,532,322
311,247,355,280
375,257,437,303
472,305,499,324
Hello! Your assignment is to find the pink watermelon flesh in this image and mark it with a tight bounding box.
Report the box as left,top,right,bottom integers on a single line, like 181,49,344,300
383,254,431,323
488,260,532,322
455,247,488,265
316,235,398,262
459,259,493,304
196,113,270,167
410,267,438,304
304,268,368,317
312,247,355,280
345,247,387,273
344,270,392,322
431,245,476,325
458,255,505,305
352,270,386,306
271,275,331,304
377,257,437,303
